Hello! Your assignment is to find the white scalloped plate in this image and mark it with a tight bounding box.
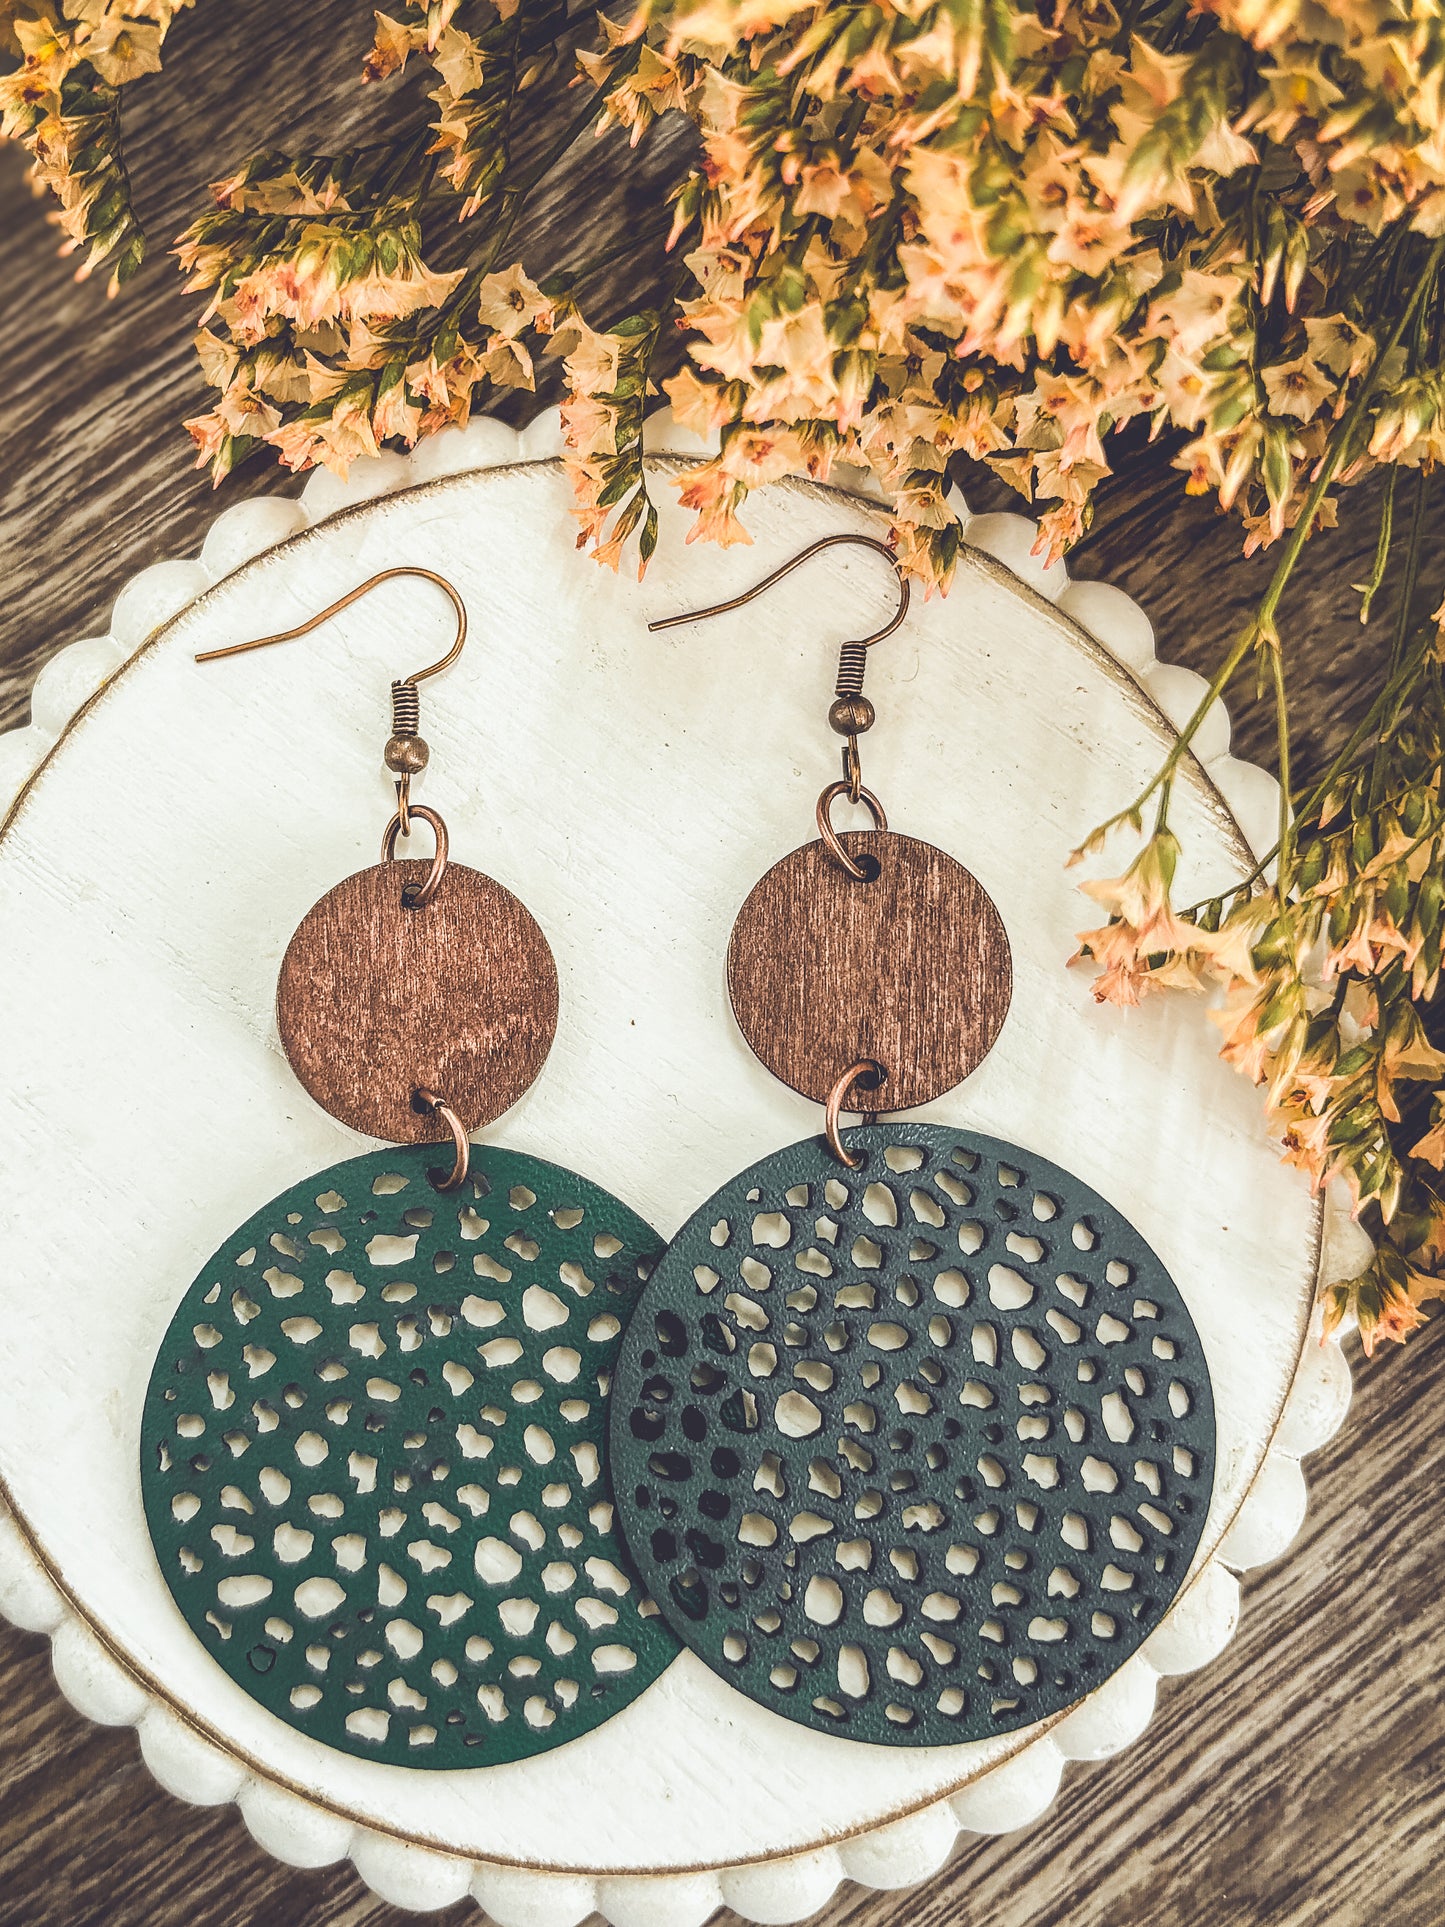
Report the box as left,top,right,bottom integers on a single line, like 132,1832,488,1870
0,413,1358,1922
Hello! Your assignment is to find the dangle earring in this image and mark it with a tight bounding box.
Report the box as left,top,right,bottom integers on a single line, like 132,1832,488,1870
140,569,677,1769
611,537,1217,1747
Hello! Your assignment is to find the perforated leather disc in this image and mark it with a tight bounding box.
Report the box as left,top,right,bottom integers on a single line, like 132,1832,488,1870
609,1124,1214,1747
142,1143,679,1767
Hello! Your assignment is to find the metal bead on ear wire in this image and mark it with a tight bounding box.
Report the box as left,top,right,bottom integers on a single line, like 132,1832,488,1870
384,732,430,775
827,695,875,736
608,535,1219,1753
140,569,679,1771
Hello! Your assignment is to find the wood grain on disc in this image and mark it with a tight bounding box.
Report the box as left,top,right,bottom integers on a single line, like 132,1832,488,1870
727,830,1012,1108
276,858,558,1141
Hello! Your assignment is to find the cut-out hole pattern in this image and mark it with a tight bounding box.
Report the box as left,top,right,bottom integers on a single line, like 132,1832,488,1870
610,1125,1214,1748
144,1144,678,1768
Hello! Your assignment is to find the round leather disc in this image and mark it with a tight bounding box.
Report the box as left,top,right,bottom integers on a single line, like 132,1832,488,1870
609,1123,1216,1748
142,1141,680,1768
277,858,558,1140
727,830,1012,1108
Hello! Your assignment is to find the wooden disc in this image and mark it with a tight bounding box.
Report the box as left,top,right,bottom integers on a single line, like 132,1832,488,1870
727,830,1012,1108
276,858,558,1141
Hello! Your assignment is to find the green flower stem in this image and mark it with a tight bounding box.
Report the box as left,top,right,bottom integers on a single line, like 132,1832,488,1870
473,82,610,284
1371,467,1433,786
1357,465,1397,626
1298,624,1439,819
1181,737,1445,917
1088,234,1445,855
1269,634,1291,909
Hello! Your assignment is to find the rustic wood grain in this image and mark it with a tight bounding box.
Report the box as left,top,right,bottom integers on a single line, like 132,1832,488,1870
2,3,1443,1921
277,852,559,1139
727,829,1012,1107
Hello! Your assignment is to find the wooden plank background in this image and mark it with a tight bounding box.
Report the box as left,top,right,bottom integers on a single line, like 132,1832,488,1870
2,6,1443,1922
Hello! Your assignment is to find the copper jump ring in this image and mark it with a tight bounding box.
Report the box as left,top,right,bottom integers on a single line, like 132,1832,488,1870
842,736,863,804
816,781,887,880
382,803,449,908
413,1088,470,1191
824,1058,887,1168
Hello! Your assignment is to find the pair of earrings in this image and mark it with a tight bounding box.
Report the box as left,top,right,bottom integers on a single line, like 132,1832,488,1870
141,542,1215,1774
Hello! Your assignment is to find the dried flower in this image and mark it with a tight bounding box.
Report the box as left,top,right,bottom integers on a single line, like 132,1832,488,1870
1,1,194,289
17,0,1445,1352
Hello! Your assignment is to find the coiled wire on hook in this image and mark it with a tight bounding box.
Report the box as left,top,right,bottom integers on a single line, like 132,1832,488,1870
390,680,423,834
834,638,870,702
390,679,421,738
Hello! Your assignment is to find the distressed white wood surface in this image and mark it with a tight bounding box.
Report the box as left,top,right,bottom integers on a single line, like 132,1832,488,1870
0,440,1331,1896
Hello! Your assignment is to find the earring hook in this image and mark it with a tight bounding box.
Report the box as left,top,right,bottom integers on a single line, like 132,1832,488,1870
193,565,468,682
196,567,469,839
650,533,909,836
646,533,908,653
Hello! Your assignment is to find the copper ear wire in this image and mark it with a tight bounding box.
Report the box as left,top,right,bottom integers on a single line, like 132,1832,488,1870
648,534,909,879
194,564,468,677
646,532,908,653
195,566,469,837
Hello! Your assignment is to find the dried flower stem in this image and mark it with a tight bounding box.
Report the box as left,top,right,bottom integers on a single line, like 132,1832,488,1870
1079,238,1445,864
